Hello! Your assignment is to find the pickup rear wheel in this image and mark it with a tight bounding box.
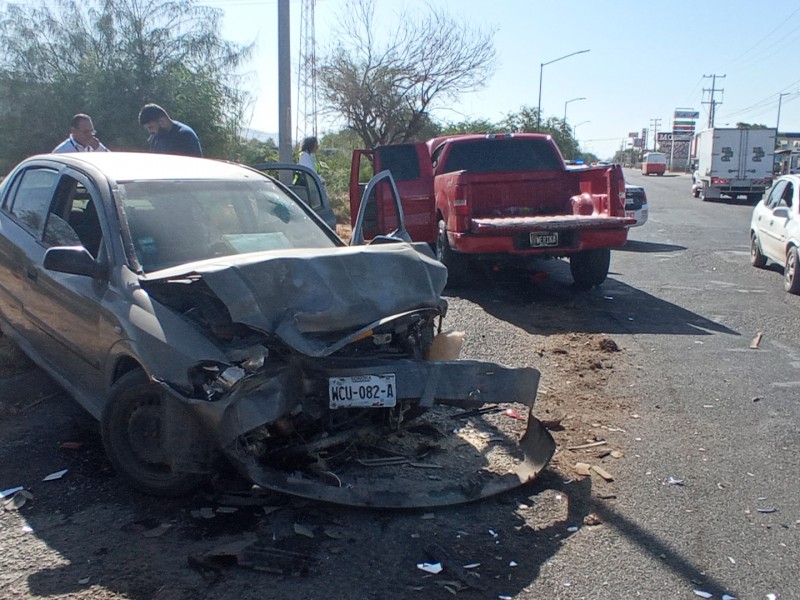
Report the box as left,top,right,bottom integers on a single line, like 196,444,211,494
570,248,611,289
436,220,469,286
750,232,767,268
101,369,204,497
784,246,800,294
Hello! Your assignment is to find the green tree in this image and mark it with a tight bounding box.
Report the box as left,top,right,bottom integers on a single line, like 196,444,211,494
317,0,496,149
0,0,253,171
501,106,580,160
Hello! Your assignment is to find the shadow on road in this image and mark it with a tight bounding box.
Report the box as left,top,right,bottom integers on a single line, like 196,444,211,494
618,240,686,254
446,262,739,337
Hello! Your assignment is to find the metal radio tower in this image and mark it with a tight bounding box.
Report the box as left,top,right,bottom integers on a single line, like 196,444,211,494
296,0,318,144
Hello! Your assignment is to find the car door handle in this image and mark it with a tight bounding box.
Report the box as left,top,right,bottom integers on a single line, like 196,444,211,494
26,267,38,282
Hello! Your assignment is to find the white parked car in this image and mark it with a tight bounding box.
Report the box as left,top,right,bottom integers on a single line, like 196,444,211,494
750,175,800,293
624,184,649,227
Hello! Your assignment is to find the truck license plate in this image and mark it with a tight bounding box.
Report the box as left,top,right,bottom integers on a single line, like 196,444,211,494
329,374,397,408
531,232,558,247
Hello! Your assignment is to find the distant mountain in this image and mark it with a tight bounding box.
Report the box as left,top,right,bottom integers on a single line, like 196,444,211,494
242,128,278,143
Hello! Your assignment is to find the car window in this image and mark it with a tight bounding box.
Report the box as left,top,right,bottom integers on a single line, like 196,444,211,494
44,176,105,258
778,182,794,208
6,168,59,237
766,180,788,209
120,179,338,271
440,139,561,174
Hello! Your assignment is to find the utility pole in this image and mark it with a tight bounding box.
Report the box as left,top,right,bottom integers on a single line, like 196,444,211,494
277,0,293,167
649,118,661,151
702,74,726,128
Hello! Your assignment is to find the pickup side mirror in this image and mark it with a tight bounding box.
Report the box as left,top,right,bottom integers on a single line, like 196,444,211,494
43,246,107,279
350,170,411,245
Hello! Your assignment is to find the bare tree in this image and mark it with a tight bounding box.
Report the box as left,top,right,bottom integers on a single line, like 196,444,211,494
318,0,496,148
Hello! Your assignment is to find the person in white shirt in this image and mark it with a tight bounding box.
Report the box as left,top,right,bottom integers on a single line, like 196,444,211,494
297,136,319,172
53,114,110,153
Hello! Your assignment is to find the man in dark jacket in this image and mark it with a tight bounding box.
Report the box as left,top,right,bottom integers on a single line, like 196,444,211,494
138,103,202,157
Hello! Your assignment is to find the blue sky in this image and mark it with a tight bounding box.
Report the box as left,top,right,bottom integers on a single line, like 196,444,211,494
214,0,800,158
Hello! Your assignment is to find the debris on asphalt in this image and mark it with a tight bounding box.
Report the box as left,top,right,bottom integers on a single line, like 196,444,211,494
583,513,602,526
42,469,68,481
756,507,777,514
2,489,33,511
502,408,525,421
425,543,487,591
591,465,614,481
598,338,619,352
693,591,713,599
663,476,685,486
574,462,592,476
78,576,91,585
293,523,315,538
610,450,624,459
196,538,319,575
722,595,736,600
417,562,443,574
750,331,763,349
567,440,607,451
0,486,23,499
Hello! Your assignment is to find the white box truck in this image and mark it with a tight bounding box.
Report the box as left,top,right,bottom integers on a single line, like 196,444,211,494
691,128,776,202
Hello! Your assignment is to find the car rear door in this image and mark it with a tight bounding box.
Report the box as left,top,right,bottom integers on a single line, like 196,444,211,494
758,179,790,262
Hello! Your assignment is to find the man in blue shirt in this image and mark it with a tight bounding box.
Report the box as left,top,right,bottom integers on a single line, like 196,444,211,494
53,113,110,153
138,103,202,157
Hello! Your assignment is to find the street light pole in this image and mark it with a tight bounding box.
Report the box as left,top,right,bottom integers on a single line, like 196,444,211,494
536,49,590,131
563,97,586,123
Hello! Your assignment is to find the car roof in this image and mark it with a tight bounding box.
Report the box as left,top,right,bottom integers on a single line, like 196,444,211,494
28,152,262,182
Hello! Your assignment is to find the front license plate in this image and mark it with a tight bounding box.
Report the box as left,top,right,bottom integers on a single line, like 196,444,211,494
329,374,397,408
531,232,558,247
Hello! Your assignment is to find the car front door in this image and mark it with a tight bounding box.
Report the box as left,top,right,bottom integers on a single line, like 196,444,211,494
760,180,792,262
9,167,115,412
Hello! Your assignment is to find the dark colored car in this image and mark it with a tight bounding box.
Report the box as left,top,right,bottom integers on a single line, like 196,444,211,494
0,153,554,507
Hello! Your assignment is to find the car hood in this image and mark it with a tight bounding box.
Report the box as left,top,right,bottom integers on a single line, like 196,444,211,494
142,243,448,357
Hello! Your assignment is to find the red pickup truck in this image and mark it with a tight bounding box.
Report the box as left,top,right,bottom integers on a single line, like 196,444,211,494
349,133,633,288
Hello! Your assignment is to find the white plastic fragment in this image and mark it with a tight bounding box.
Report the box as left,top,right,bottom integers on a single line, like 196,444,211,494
509,561,518,567
727,556,736,564
766,595,776,600
693,591,712,599
499,596,512,600
463,563,480,569
417,562,443,574
663,476,685,486
0,486,23,499
567,526,579,532
722,595,737,600
42,469,68,481
489,529,498,538
78,576,90,584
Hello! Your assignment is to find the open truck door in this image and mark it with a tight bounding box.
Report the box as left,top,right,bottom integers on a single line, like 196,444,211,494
349,143,434,243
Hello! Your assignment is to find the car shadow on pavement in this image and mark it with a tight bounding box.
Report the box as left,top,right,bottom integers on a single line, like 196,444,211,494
446,263,739,338
618,240,686,254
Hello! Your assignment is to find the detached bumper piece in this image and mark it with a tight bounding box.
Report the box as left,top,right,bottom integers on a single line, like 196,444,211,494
224,361,556,508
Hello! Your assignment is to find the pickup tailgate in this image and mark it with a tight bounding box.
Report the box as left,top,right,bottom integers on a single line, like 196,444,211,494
471,214,635,233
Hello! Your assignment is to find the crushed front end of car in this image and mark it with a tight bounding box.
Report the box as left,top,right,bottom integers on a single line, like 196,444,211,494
139,243,555,507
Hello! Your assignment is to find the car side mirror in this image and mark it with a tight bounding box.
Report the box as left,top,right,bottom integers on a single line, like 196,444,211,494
772,206,791,219
43,246,107,279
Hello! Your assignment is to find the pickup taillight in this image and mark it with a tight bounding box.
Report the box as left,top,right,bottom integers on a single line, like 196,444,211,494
452,183,469,216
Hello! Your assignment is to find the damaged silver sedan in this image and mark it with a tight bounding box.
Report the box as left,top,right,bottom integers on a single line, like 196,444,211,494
0,153,554,507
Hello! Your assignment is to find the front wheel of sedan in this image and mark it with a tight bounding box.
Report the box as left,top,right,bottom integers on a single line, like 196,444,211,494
785,246,800,294
750,233,767,268
101,369,203,496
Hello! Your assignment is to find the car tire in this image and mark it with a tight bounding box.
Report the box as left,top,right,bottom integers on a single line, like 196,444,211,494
570,248,610,289
785,246,800,294
436,219,469,286
101,369,204,497
692,187,701,199
750,232,767,268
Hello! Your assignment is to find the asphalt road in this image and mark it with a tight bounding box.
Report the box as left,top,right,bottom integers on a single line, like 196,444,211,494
527,169,800,599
